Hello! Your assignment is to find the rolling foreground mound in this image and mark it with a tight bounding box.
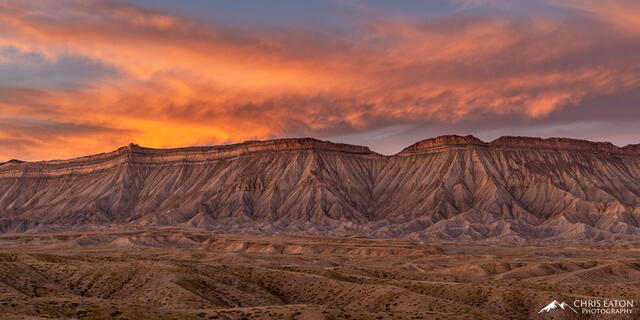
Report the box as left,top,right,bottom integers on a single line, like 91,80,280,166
1,136,640,243
0,230,638,319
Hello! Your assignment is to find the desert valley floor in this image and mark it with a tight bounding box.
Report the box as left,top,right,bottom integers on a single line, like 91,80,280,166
0,228,638,319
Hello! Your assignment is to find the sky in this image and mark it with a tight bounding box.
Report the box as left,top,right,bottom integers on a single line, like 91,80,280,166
1,0,639,161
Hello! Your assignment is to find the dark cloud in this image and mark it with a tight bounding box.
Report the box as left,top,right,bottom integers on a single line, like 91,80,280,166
0,117,129,137
0,48,120,90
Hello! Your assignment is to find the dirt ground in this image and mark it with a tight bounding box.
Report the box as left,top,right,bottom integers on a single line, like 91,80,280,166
0,228,638,319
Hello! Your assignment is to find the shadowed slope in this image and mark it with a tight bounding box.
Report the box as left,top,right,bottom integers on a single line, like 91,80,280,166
1,136,639,242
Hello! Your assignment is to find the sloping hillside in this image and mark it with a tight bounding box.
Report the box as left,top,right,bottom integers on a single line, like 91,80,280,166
1,136,639,242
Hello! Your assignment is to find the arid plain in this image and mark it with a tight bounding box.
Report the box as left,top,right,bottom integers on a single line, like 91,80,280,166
0,228,639,320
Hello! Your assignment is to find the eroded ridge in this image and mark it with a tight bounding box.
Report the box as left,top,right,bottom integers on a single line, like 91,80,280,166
0,230,638,319
1,135,639,242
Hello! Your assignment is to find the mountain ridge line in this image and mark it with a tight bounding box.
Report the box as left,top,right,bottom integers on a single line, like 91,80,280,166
2,135,640,168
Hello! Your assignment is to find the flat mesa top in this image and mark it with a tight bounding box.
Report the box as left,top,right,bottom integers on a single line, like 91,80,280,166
2,135,639,167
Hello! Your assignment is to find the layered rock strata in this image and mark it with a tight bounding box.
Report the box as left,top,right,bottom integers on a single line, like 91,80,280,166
1,136,639,243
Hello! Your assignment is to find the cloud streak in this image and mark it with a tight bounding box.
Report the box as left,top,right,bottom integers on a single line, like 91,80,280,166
0,0,639,160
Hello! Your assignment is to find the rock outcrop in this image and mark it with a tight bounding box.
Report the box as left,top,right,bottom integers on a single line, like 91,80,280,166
0,159,23,166
489,136,631,154
398,135,486,155
1,135,639,243
623,143,640,153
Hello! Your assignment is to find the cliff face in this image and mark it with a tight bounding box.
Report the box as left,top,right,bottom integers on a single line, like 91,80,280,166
1,136,640,243
0,138,374,178
398,135,486,154
489,136,631,153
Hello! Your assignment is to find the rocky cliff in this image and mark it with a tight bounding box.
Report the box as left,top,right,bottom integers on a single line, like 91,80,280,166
1,136,639,243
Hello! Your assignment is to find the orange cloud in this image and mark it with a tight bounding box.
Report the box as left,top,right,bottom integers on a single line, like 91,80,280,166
1,0,639,160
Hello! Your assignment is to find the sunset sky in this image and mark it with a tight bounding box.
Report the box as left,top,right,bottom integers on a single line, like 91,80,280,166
1,0,640,161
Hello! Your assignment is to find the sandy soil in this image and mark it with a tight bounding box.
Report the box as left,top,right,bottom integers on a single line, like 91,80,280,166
0,228,638,319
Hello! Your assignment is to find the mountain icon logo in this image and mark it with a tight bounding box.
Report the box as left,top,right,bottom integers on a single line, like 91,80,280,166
538,300,578,314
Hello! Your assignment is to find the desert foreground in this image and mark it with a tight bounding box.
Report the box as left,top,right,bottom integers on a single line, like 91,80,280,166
0,228,638,320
